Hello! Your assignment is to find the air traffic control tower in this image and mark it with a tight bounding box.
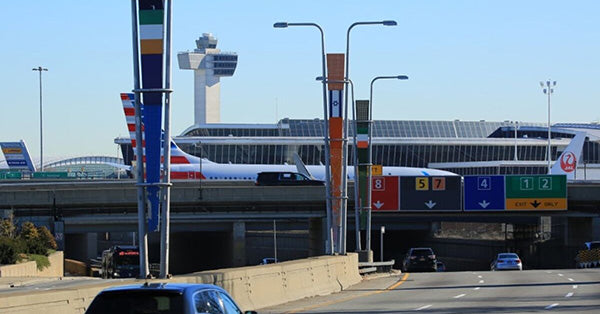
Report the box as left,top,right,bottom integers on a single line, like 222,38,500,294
177,33,238,124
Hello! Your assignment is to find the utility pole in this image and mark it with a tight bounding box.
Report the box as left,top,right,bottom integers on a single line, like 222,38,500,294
32,66,48,171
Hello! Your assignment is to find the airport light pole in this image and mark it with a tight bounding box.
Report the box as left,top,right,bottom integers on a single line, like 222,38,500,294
345,20,396,256
540,80,556,174
317,76,355,255
513,121,519,161
274,22,334,255
32,66,48,172
366,75,408,255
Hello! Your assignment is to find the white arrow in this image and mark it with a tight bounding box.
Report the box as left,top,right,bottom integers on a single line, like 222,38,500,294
425,200,436,209
478,200,490,208
373,201,384,209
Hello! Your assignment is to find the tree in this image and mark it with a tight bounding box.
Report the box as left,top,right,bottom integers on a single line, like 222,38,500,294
38,226,57,250
0,218,16,239
19,222,39,241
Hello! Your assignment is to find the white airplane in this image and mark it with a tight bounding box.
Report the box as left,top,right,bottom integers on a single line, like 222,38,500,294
120,93,457,181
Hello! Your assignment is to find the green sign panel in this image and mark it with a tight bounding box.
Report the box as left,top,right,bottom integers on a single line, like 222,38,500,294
0,171,22,179
505,175,567,210
32,172,69,179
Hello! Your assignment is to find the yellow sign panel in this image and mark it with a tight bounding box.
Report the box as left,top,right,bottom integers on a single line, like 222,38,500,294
2,148,22,154
415,177,429,191
506,198,567,210
371,165,382,176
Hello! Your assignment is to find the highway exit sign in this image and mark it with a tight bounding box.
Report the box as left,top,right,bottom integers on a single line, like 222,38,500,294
505,175,567,210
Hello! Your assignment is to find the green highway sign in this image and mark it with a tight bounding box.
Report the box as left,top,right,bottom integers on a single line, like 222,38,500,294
505,175,567,210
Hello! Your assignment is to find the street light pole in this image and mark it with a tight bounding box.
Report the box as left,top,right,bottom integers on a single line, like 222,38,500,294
274,22,333,254
32,66,48,172
345,20,396,256
513,121,519,161
540,80,556,174
366,75,408,255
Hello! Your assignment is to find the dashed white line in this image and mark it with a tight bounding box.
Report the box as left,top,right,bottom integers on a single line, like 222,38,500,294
565,292,574,298
473,287,481,291
415,305,432,311
573,285,578,289
479,280,485,284
454,294,466,299
568,278,574,282
477,275,483,278
545,303,559,310
558,274,564,277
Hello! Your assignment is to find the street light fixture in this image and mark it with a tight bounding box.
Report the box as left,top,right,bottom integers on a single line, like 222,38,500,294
345,20,396,256
540,80,556,174
365,75,408,255
32,66,48,172
274,21,334,255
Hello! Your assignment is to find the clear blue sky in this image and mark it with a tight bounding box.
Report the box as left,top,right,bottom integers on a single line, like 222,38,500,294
1,1,599,159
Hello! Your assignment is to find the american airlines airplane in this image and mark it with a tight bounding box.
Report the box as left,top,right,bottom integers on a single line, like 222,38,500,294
120,93,457,181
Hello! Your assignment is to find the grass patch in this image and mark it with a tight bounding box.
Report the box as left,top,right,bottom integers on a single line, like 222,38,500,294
28,254,50,271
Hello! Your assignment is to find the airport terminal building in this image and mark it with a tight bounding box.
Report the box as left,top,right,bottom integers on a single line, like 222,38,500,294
116,119,600,179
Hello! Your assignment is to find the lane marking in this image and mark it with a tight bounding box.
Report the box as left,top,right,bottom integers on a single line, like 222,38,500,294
565,292,574,298
454,294,466,299
387,273,411,291
473,287,481,291
284,273,410,314
558,274,564,277
477,275,482,278
573,285,578,289
545,303,559,310
479,280,485,284
567,278,574,282
415,305,432,311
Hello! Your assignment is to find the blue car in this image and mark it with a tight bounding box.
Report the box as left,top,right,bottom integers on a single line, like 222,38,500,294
85,282,257,314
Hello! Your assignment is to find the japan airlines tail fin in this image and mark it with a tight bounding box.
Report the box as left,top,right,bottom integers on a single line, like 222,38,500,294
120,93,201,165
550,132,586,179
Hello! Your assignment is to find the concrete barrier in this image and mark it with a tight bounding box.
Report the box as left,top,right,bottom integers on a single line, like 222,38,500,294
0,252,63,278
0,253,362,313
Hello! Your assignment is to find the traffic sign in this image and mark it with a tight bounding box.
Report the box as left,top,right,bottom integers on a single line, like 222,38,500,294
399,176,461,211
371,176,399,211
464,176,506,211
505,175,567,210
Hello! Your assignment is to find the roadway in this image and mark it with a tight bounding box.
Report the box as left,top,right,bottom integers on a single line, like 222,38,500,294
261,269,600,313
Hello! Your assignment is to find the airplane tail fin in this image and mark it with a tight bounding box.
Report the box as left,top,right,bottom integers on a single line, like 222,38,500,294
550,132,586,179
293,153,314,179
120,93,200,165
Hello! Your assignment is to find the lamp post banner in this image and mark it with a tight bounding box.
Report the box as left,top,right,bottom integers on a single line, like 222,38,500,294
137,0,165,232
326,53,345,252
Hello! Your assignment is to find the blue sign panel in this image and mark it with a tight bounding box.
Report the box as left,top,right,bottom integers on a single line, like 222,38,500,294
464,176,506,211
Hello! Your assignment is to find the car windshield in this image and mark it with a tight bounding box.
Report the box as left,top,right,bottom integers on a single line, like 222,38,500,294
411,249,433,256
498,253,518,259
85,290,184,314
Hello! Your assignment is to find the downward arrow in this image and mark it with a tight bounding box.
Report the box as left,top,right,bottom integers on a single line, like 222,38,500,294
479,200,490,208
425,200,436,209
373,200,384,209
531,200,541,208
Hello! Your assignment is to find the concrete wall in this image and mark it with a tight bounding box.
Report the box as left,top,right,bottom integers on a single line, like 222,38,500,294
0,251,63,278
0,253,361,314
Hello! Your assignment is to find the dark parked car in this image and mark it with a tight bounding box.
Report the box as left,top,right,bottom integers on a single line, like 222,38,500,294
255,171,324,186
85,283,257,314
402,247,438,272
